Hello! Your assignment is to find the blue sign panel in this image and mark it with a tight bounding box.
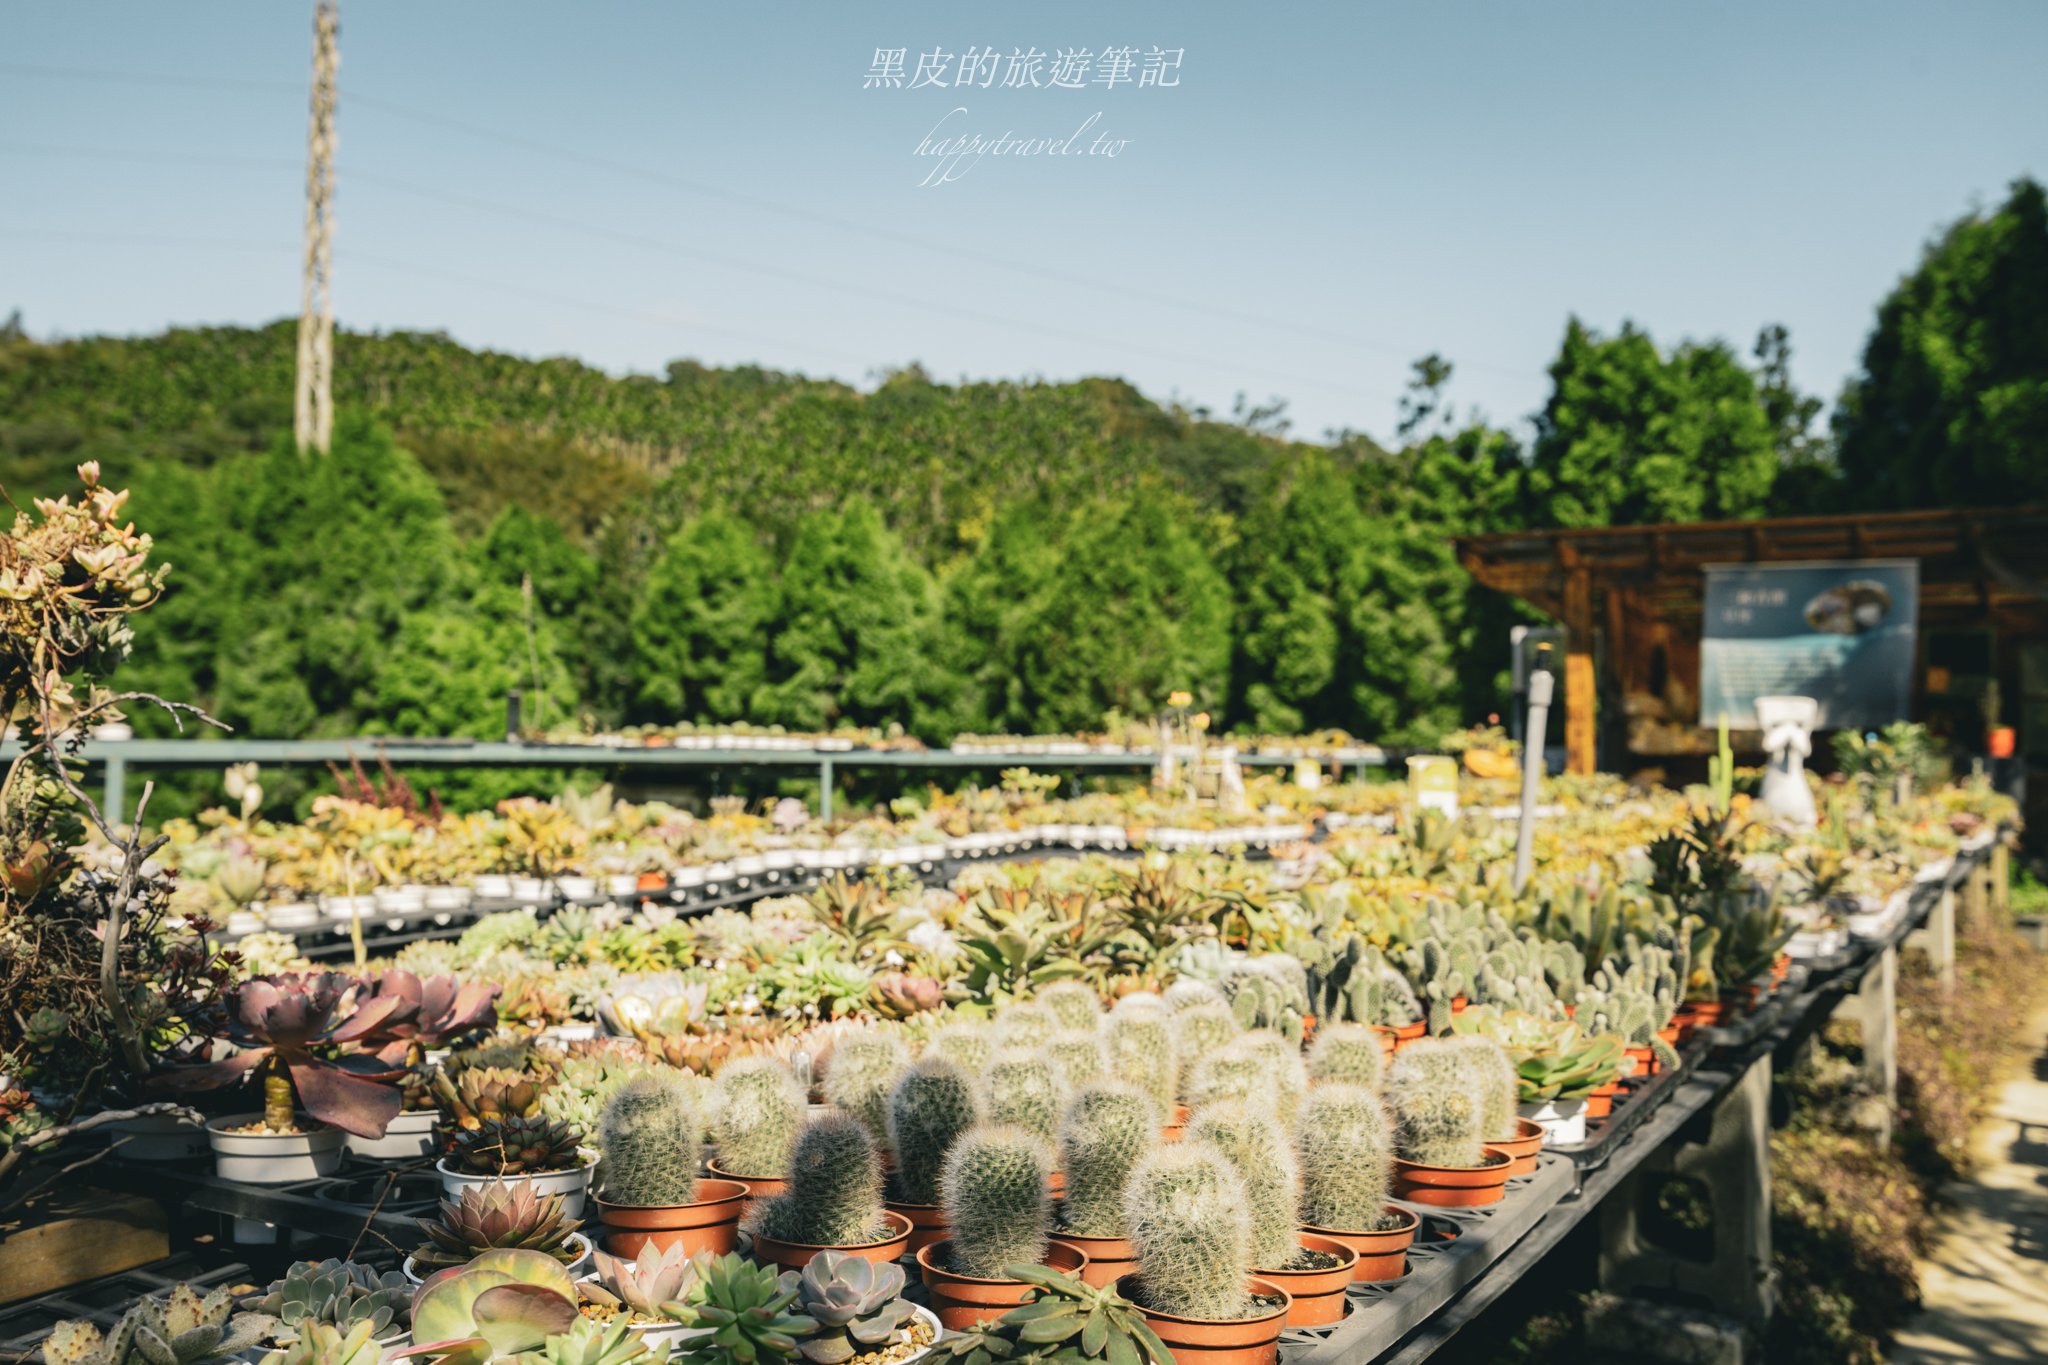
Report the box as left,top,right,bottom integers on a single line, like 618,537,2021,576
1698,560,1917,730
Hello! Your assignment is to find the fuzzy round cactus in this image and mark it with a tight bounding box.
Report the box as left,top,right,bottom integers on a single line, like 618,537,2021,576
1163,979,1226,1011
1234,1030,1308,1122
1297,1084,1395,1232
1036,981,1104,1031
1167,1001,1240,1082
925,1022,994,1076
747,1112,889,1247
1044,1029,1108,1088
1104,1008,1177,1114
1112,991,1167,1015
1057,1081,1156,1238
983,1048,1065,1142
1386,1040,1486,1168
1183,1046,1272,1112
939,1123,1053,1280
1187,1101,1300,1271
708,1056,805,1179
822,1027,910,1149
1439,1034,1520,1141
1122,1140,1254,1322
991,1002,1059,1050
886,1057,981,1206
598,1074,700,1207
1307,1022,1384,1091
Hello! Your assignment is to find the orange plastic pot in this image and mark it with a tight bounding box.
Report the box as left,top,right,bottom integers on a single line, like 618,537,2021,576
884,1199,948,1254
1371,1027,1399,1063
1302,1206,1419,1283
635,871,667,892
1255,1235,1357,1326
596,1178,747,1260
1392,1150,1512,1208
1585,1082,1617,1120
916,1240,1088,1329
1624,1045,1658,1078
1117,1275,1291,1365
749,1208,913,1272
1487,1118,1545,1177
1161,1104,1191,1143
1048,1229,1137,1288
705,1160,787,1222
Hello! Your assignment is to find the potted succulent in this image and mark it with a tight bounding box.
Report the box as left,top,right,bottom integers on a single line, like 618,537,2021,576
576,1241,709,1349
656,1253,816,1365
1115,1142,1290,1364
1452,1012,1624,1147
1048,1081,1155,1288
252,1257,411,1345
922,1265,1170,1365
1304,1022,1384,1090
916,1124,1087,1328
1103,1010,1177,1120
1188,1103,1354,1327
745,1113,914,1271
43,1282,277,1365
592,1075,747,1259
1386,1040,1513,1207
883,1058,980,1253
407,1178,593,1284
400,1249,580,1363
352,970,501,1160
439,1115,598,1219
980,1051,1065,1145
791,1251,936,1365
1295,1085,1417,1283
705,1056,807,1210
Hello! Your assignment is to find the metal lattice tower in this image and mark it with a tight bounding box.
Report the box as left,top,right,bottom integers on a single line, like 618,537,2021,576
293,0,338,454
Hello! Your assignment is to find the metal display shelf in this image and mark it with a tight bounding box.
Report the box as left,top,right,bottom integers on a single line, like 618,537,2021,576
0,1257,252,1358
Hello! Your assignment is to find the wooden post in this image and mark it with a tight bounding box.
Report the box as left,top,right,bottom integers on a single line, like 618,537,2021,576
1561,549,1596,775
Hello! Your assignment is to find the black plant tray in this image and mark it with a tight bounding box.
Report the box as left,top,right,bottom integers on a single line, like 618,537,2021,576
88,1150,439,1258
1540,1039,1700,1175
1277,1156,1573,1364
0,1256,251,1358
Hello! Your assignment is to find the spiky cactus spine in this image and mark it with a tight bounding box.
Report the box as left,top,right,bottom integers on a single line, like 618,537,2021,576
1036,981,1103,1031
1163,980,1225,1011
1232,1031,1309,1123
1044,1030,1107,1088
1297,1084,1393,1232
1307,1022,1384,1091
1386,1040,1486,1168
1057,1081,1155,1238
1167,1003,1240,1097
599,1074,700,1207
822,1027,910,1150
939,1124,1052,1280
983,1049,1064,1142
1123,1141,1254,1322
1104,1008,1177,1115
747,1112,888,1247
708,1056,804,1179
926,1022,993,1075
991,1002,1058,1050
1187,1102,1300,1271
1439,1034,1519,1141
886,1057,980,1206
1184,1045,1271,1111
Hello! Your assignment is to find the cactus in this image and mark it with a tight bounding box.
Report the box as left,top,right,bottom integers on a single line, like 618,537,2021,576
1057,1081,1156,1238
1303,932,1380,1025
886,1057,981,1206
939,1123,1054,1280
821,1027,910,1149
983,1048,1065,1142
1183,1044,1271,1112
791,1249,916,1365
1187,1102,1300,1271
1163,979,1225,1010
1103,1008,1177,1115
1225,973,1305,1045
1036,981,1104,1031
1297,1084,1395,1232
1167,1004,1241,1096
1122,1141,1254,1322
991,1002,1059,1050
1306,1022,1384,1091
599,1074,701,1207
1386,1040,1486,1168
1232,1031,1308,1123
925,1022,994,1075
747,1112,890,1248
1439,1034,1519,1141
45,1285,276,1365
1044,1029,1108,1088
708,1056,806,1179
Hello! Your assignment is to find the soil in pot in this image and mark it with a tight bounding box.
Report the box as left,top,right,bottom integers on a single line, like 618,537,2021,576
1391,1149,1513,1208
916,1239,1088,1329
1253,1235,1356,1326
749,1208,913,1272
595,1178,747,1260
1115,1275,1291,1365
1301,1206,1418,1283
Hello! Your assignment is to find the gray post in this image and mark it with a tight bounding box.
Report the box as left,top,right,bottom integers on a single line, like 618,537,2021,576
104,752,128,828
1842,945,1898,1141
1512,669,1554,894
819,757,834,822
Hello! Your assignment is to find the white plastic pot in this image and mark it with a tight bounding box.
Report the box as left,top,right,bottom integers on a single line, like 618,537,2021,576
474,874,515,900
438,1154,596,1219
264,902,320,931
556,875,599,900
209,1114,345,1183
1517,1097,1588,1145
345,1108,441,1161
107,1112,209,1161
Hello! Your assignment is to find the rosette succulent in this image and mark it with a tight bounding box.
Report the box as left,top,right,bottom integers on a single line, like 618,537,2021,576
254,1259,410,1340
578,1242,707,1325
790,1250,916,1365
447,1115,587,1176
413,1178,585,1272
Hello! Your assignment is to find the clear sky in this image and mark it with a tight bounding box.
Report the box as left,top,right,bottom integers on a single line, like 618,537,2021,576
3,1,2044,447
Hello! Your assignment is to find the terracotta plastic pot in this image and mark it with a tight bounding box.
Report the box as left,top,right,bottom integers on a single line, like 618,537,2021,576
884,1199,948,1254
1486,1118,1546,1177
1254,1235,1356,1326
1048,1171,1066,1198
705,1160,787,1220
1161,1104,1191,1143
1302,1206,1419,1283
1048,1229,1136,1288
1392,1150,1512,1207
1117,1275,1291,1365
1449,995,1469,1015
595,1178,747,1260
1388,1020,1428,1053
1371,1027,1399,1063
916,1239,1088,1329
1624,1045,1658,1078
749,1208,913,1272
1585,1083,1617,1120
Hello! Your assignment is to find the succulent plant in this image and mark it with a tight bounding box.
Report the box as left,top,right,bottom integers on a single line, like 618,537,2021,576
254,1258,410,1339
579,1241,707,1322
820,1027,909,1149
413,1177,585,1272
707,1056,805,1179
1057,1081,1155,1238
1296,1084,1394,1233
924,1022,994,1075
666,1253,816,1365
983,1049,1064,1142
1034,981,1103,1032
1187,1102,1299,1271
791,1250,916,1365
433,1065,545,1131
923,1266,1170,1365
447,1114,587,1176
1102,1010,1176,1115
748,1112,891,1248
524,1316,659,1365
940,1123,1053,1281
1306,1022,1384,1091
1386,1040,1487,1168
1042,1030,1107,1088
886,1056,981,1206
990,1003,1060,1050
1225,974,1303,1045
599,1074,701,1207
405,1249,580,1361
256,1320,384,1365
44,1285,276,1365
1121,1141,1254,1322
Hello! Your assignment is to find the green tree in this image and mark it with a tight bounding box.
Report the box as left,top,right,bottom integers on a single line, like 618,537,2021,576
1835,177,2048,507
630,511,778,722
373,582,580,738
1228,456,1357,733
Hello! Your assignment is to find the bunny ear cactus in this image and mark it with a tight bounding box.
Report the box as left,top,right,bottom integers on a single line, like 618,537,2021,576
599,1074,701,1207
708,1056,805,1180
791,1250,915,1365
1121,1141,1255,1322
1225,975,1302,1045
887,1056,982,1206
1186,1102,1300,1272
939,1123,1054,1280
1306,1022,1384,1090
1034,981,1103,1032
747,1113,889,1248
1297,1084,1395,1233
1103,1009,1177,1115
1386,1041,1487,1168
983,1049,1065,1142
1057,1081,1156,1238
1043,1030,1107,1088
821,1028,910,1149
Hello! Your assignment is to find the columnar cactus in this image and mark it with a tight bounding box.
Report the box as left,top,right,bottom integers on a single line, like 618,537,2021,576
1036,981,1104,1031
1103,1008,1177,1115
1122,1141,1254,1322
747,1112,889,1247
886,1057,981,1206
1044,1030,1108,1088
1439,1034,1519,1141
1297,1084,1394,1232
939,1123,1053,1280
1306,1022,1384,1091
991,1002,1059,1050
1183,1044,1272,1112
1057,1081,1156,1238
1232,1031,1308,1123
1167,1003,1240,1096
925,1022,994,1076
1187,1102,1300,1271
598,1075,700,1207
1163,979,1225,1011
983,1048,1065,1142
1385,1040,1486,1168
708,1056,805,1179
822,1027,910,1149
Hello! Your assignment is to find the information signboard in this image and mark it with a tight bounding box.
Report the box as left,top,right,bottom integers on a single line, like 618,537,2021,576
1699,560,1917,730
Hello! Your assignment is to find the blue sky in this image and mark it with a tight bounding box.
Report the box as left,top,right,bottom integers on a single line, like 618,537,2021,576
3,1,2044,446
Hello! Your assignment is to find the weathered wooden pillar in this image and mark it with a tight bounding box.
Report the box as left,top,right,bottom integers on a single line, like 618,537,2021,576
1560,547,1595,775
1841,945,1899,1140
